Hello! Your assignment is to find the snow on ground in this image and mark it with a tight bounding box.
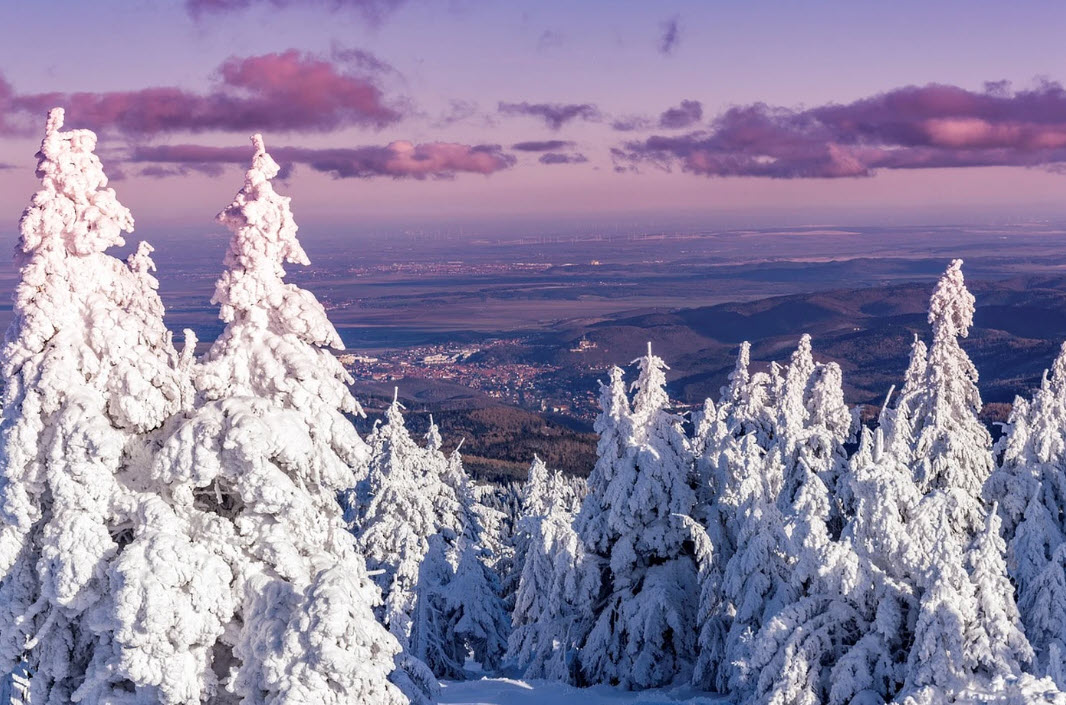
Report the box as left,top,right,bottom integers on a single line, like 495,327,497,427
438,678,728,705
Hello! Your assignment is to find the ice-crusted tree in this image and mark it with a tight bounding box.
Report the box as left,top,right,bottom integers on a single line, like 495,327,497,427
578,345,699,689
508,456,564,616
125,135,405,705
355,399,507,686
508,466,595,680
713,438,793,696
357,396,441,701
438,446,511,675
909,260,993,498
574,365,631,557
986,343,1066,683
774,336,851,542
0,109,191,703
892,261,1054,702
721,342,778,446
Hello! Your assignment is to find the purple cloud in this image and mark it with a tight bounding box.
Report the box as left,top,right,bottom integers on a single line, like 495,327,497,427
512,140,573,152
615,81,1066,178
187,0,406,24
498,101,601,130
2,49,400,136
539,152,588,165
611,115,652,132
129,141,515,179
659,16,681,55
659,99,702,129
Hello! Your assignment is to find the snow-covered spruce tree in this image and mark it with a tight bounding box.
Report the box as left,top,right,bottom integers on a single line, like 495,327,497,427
578,345,700,689
713,438,793,696
124,135,405,705
986,343,1066,683
0,109,192,703
774,336,852,538
356,395,442,701
690,343,782,694
890,260,1056,702
503,456,549,613
507,462,590,679
574,365,631,558
720,342,778,446
356,400,507,686
437,446,510,675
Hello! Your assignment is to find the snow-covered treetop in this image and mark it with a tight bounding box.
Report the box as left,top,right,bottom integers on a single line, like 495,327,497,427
521,455,552,519
210,134,344,353
631,342,670,428
928,259,974,341
18,108,132,257
902,335,929,397
213,134,310,323
199,135,364,426
426,414,443,452
722,341,752,404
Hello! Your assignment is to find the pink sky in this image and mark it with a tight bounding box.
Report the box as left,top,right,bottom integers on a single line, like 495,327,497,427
3,1,1066,235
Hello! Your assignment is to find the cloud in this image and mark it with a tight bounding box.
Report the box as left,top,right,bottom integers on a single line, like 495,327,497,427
129,141,515,179
539,152,588,165
497,101,601,130
611,115,652,132
614,81,1066,178
659,99,702,129
187,0,407,24
511,140,573,152
658,15,681,55
3,49,401,136
432,100,493,128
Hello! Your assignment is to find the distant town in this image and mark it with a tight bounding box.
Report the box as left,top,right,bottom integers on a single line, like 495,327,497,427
339,338,602,420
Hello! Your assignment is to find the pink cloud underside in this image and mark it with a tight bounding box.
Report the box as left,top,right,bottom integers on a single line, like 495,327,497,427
2,50,400,136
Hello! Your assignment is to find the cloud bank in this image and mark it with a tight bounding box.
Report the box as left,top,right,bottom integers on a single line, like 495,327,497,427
615,81,1066,177
129,141,515,179
2,50,400,136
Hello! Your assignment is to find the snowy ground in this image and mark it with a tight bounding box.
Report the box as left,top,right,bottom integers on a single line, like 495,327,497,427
438,678,728,705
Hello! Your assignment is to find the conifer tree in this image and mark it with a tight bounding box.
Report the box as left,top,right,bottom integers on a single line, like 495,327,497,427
0,109,191,703
133,135,405,704
578,345,700,689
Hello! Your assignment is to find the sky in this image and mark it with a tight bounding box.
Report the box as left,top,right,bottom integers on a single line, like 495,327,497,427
4,0,1066,237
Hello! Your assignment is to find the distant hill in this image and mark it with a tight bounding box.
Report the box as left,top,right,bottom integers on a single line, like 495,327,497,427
548,275,1066,408
353,273,1066,480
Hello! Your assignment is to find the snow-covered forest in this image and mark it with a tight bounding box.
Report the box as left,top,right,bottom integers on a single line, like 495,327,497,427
3,112,1066,705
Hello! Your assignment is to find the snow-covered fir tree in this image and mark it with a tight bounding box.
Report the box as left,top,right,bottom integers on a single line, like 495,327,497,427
986,343,1066,684
356,395,442,702
354,396,508,691
126,134,405,704
0,109,192,703
578,344,700,689
883,261,1054,702
438,445,510,675
507,459,590,679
